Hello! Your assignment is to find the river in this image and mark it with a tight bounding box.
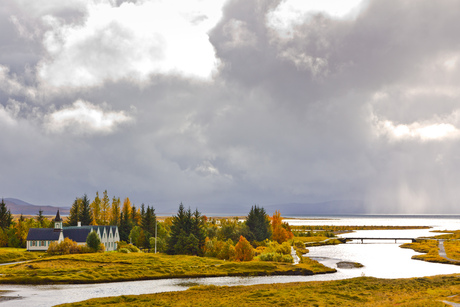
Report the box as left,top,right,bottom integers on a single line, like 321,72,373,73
1,215,460,307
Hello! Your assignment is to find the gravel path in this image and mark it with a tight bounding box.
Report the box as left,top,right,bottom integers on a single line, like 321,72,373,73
438,240,460,263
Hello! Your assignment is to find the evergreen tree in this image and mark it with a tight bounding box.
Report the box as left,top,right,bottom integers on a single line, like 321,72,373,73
245,205,271,242
67,198,81,226
140,205,157,250
166,203,205,256
141,206,156,236
119,212,131,242
36,209,45,228
131,204,138,226
191,209,206,255
0,199,12,230
80,194,93,226
140,204,145,222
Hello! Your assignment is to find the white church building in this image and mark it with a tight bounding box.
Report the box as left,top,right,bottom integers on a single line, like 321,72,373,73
26,210,120,252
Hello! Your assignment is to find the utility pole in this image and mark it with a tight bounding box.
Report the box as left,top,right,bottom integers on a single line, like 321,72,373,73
155,218,157,254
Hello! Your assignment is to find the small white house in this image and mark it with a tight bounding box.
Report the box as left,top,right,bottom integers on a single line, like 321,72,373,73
26,210,120,252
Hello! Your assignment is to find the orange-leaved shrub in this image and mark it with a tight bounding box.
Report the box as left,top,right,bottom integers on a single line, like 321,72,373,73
271,210,294,244
47,238,84,255
234,235,254,261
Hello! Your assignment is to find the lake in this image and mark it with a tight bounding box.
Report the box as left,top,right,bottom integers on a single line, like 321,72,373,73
1,215,460,307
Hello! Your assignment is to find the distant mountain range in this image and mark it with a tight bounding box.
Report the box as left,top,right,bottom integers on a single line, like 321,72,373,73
3,198,70,215
2,197,364,217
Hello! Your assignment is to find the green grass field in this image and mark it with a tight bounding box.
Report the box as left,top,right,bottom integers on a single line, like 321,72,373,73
0,251,336,284
0,248,45,264
56,274,460,307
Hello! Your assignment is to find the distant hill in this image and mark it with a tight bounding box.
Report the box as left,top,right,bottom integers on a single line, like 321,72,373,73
3,198,70,215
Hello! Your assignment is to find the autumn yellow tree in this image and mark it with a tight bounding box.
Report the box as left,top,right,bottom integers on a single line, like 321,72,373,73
122,197,132,220
271,210,293,244
234,235,253,261
90,192,101,225
100,190,110,225
110,196,121,226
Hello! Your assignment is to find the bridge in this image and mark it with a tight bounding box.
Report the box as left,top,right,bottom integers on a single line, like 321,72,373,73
339,237,417,243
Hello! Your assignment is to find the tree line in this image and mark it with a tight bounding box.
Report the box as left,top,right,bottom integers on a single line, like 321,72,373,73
67,192,158,251
0,199,52,248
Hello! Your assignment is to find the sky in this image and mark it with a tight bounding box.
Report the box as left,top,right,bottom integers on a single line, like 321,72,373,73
1,0,460,214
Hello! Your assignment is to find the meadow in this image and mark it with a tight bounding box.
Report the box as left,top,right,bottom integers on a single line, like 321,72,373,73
0,251,335,284
0,248,45,263
400,230,460,264
56,274,460,307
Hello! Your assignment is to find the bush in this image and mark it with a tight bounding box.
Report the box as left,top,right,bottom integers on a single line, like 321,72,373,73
217,239,236,260
259,252,293,263
235,236,254,261
119,248,130,253
86,231,103,252
254,246,266,256
117,241,140,253
291,239,305,249
266,241,291,255
47,238,82,255
204,238,224,258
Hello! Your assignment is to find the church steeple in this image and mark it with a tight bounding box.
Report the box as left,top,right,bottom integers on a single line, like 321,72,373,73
54,210,63,232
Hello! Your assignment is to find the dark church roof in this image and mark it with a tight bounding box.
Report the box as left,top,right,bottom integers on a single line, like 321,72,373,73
63,228,92,243
26,228,62,241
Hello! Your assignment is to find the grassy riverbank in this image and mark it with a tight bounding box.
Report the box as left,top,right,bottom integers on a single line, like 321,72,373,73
0,252,335,284
0,248,45,264
400,228,460,265
56,274,460,307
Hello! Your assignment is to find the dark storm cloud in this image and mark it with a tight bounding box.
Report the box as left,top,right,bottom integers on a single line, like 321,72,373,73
1,0,460,213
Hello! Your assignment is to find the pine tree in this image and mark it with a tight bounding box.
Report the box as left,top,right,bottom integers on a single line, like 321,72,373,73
80,194,93,226
245,205,271,242
36,209,45,228
192,209,206,255
167,203,205,256
119,212,131,242
67,198,81,226
0,199,12,230
131,204,138,226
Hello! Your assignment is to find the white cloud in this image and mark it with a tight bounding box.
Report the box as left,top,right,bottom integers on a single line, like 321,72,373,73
0,105,17,127
45,100,132,134
0,65,36,99
37,0,226,88
221,19,257,49
375,116,460,141
279,50,329,76
267,0,365,37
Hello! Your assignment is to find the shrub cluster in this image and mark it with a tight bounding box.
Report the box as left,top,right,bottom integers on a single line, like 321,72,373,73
205,238,236,260
47,238,89,255
259,252,293,263
257,241,293,263
117,241,140,253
